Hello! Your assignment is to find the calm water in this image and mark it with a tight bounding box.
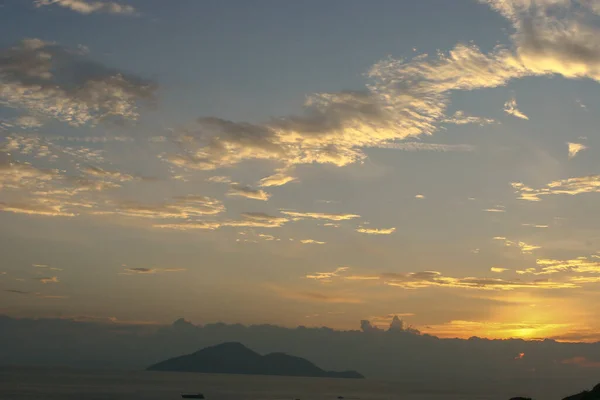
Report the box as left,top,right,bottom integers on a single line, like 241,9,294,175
0,367,591,400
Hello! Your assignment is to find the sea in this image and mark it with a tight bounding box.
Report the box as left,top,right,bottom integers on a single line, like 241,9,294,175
0,367,594,400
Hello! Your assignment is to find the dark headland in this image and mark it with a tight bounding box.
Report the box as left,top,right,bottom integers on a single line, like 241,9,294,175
147,342,364,379
508,383,600,400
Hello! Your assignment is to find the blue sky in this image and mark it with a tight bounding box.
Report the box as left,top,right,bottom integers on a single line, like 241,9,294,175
2,0,600,341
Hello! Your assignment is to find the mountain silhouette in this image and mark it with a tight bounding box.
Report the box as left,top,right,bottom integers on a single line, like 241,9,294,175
147,342,364,379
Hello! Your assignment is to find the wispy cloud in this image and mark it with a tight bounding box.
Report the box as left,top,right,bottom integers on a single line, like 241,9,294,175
377,142,476,152
518,257,600,276
0,200,76,217
5,289,29,295
275,289,362,304
206,176,232,184
257,171,297,187
307,266,575,291
512,176,600,201
82,166,134,182
306,267,349,281
491,267,509,273
300,239,326,245
99,196,225,219
154,212,289,231
227,185,271,201
567,142,588,159
493,237,541,254
33,264,62,271
280,210,360,221
443,110,495,126
355,227,396,235
34,0,136,15
121,267,187,275
0,39,154,126
36,276,59,284
522,223,549,228
504,98,529,120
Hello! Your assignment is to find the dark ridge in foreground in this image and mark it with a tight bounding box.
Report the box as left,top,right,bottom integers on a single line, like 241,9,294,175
562,383,600,400
147,342,364,379
509,382,600,400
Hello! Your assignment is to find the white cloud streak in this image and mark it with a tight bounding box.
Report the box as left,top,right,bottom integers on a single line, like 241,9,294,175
34,0,136,15
504,98,529,120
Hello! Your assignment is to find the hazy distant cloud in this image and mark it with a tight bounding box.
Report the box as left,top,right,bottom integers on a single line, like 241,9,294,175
5,289,29,294
121,267,186,275
484,208,506,213
576,98,588,110
227,185,271,201
34,0,136,15
0,39,155,127
561,356,600,368
206,176,232,184
33,264,62,271
281,210,360,221
491,267,509,273
124,267,156,275
512,176,600,201
36,276,59,284
355,227,396,235
275,289,362,304
522,223,549,228
504,98,529,120
567,142,588,159
14,115,43,129
300,239,326,245
415,194,425,199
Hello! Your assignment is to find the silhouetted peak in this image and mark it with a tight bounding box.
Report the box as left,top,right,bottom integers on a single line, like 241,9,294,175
207,342,249,350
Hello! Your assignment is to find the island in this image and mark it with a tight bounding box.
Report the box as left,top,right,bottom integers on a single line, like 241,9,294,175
147,342,364,379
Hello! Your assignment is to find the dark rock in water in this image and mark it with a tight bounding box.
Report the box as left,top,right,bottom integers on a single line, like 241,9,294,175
509,397,532,400
148,342,364,379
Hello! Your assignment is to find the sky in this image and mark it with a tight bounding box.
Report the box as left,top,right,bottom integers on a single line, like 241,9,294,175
2,0,600,342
